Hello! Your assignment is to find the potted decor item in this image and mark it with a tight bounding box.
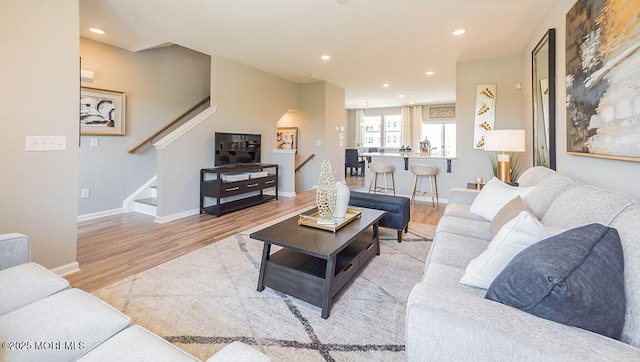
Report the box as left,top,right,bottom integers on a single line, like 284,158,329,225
316,158,337,220
332,181,350,219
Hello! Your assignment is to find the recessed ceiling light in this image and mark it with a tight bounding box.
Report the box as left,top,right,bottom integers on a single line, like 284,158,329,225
382,83,390,87
320,55,331,60
425,71,435,76
398,94,405,98
452,29,466,36
89,28,106,35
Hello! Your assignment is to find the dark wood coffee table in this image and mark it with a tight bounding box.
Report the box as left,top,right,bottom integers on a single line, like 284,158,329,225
250,207,386,318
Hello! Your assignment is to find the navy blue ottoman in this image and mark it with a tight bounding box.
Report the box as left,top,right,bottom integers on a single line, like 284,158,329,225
348,191,410,242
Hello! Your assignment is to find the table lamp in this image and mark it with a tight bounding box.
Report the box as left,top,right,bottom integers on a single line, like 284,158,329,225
483,130,525,183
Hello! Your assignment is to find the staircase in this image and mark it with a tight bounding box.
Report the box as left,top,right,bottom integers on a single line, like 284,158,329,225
125,176,158,216
133,185,157,216
124,101,215,221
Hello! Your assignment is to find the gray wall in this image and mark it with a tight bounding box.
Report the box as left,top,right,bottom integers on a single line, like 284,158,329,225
454,55,524,189
293,81,346,192
522,0,640,200
0,0,79,270
155,56,301,217
345,56,523,199
79,38,210,216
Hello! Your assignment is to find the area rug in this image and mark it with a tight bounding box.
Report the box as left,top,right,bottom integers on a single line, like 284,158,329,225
92,215,435,361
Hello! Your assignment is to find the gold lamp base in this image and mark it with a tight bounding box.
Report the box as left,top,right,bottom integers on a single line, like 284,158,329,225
497,153,511,183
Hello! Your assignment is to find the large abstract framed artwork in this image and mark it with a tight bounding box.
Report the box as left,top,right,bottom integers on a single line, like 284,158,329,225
566,0,640,162
80,87,126,135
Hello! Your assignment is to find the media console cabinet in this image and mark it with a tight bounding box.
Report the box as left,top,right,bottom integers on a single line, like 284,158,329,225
200,163,278,216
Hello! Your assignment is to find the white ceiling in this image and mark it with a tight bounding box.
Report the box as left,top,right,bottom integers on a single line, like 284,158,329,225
79,0,554,109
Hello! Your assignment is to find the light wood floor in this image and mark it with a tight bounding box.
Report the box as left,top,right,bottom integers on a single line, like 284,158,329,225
66,176,445,292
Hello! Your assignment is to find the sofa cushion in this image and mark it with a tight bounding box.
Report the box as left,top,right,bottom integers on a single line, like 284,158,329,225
486,224,626,340
515,166,558,187
0,262,69,316
447,188,481,206
541,185,635,229
407,270,640,362
0,288,130,361
435,216,492,241
521,173,577,220
426,231,489,270
470,178,532,221
490,196,530,235
443,204,486,221
78,325,199,362
461,211,553,289
612,209,640,347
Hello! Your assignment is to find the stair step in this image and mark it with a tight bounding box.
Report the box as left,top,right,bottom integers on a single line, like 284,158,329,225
135,197,157,206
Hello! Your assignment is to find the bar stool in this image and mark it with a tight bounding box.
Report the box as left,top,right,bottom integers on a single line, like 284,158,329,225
410,164,439,207
368,162,396,195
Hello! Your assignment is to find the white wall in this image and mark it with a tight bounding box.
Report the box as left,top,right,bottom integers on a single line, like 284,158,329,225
0,0,79,270
522,0,640,200
79,38,210,216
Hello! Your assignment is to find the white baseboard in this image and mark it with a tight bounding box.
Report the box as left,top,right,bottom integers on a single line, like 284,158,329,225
278,191,296,197
78,207,125,222
154,208,200,224
51,261,80,276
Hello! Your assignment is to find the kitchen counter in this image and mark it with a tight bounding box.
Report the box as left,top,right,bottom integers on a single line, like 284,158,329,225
360,152,456,202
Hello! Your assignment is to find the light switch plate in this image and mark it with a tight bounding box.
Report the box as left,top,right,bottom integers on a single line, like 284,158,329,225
26,136,66,151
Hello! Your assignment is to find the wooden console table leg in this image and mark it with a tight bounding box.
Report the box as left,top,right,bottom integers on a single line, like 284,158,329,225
257,243,271,292
321,256,336,319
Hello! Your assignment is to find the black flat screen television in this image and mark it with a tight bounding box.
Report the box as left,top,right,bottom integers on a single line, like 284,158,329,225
214,132,261,166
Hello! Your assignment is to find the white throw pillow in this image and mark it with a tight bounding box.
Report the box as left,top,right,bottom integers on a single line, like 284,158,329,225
470,177,533,221
460,210,553,289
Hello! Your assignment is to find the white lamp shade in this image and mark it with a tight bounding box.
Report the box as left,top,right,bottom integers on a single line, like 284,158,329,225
483,130,525,152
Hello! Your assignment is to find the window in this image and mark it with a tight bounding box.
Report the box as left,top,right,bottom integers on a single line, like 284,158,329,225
361,113,402,149
384,115,402,148
362,115,381,148
421,121,456,157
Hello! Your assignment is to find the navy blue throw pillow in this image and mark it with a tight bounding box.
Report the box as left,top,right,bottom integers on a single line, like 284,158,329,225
485,223,625,340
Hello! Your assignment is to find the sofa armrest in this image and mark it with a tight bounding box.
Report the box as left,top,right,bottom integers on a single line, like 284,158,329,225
0,233,30,270
406,280,640,361
448,188,480,205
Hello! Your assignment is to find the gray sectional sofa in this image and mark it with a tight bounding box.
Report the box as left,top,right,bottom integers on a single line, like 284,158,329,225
406,166,640,361
0,233,270,362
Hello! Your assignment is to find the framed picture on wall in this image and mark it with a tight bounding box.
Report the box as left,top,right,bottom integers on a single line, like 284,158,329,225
277,127,298,150
565,0,640,162
429,106,455,118
80,87,126,136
